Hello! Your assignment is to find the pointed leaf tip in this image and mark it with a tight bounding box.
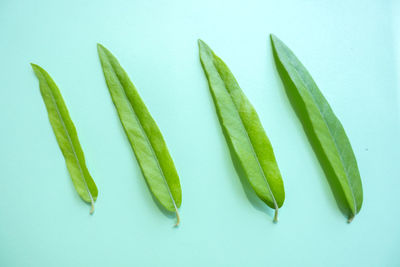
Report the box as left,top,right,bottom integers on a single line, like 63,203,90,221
198,39,210,50
30,63,40,70
270,34,281,46
30,63,44,76
97,43,104,51
198,39,204,47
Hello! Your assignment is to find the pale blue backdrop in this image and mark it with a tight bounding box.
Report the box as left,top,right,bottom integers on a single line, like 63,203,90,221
1,0,399,266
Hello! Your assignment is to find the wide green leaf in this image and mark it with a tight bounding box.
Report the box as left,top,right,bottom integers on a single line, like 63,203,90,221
198,40,285,222
270,34,363,222
31,64,98,214
97,44,182,225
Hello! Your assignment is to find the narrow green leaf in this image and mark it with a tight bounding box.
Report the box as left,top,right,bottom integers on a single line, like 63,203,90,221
198,39,285,222
31,64,98,214
270,34,363,222
97,44,182,225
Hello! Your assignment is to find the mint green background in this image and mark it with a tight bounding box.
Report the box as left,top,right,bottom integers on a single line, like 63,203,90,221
1,0,399,266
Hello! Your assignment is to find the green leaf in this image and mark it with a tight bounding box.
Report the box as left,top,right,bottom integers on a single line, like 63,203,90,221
97,44,182,225
270,34,363,222
198,39,285,222
31,64,98,214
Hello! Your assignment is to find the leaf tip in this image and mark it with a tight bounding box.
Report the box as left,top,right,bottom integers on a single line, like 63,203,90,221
270,34,280,46
198,39,211,50
97,43,104,51
30,63,44,77
198,39,206,48
30,63,39,70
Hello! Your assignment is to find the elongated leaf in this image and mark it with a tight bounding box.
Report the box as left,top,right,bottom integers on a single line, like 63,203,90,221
198,40,285,222
31,64,98,213
97,44,182,225
270,34,363,222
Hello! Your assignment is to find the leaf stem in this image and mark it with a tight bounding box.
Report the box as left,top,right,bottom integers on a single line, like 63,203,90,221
89,199,95,215
174,208,181,227
273,208,279,223
347,215,354,223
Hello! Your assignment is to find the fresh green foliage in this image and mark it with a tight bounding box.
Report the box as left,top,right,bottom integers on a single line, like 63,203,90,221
270,34,363,222
97,44,182,225
198,40,285,222
31,64,98,214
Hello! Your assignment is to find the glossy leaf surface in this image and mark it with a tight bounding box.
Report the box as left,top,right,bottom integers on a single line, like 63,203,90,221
199,39,285,222
97,44,182,225
270,34,363,222
31,64,98,213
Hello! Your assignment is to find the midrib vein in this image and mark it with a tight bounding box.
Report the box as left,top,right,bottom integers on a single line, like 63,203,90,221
109,63,178,213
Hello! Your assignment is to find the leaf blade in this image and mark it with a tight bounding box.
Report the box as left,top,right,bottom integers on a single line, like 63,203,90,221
31,64,98,213
198,40,285,221
97,44,181,223
270,34,363,221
